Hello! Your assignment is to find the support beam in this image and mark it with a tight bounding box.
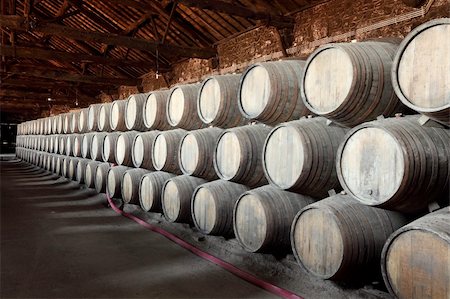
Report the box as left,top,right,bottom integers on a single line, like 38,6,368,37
0,16,216,58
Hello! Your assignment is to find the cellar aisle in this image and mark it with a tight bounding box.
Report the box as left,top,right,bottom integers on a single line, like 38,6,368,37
0,159,274,299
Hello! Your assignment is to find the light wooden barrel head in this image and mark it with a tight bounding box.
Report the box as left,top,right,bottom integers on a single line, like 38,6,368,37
167,88,185,125
116,135,127,165
303,47,354,113
107,170,116,196
179,133,199,175
162,180,181,222
88,106,96,130
234,194,267,252
85,164,93,186
239,65,271,117
292,207,344,278
397,23,450,110
339,128,405,205
81,135,89,158
110,102,120,129
152,134,167,170
198,77,221,123
385,230,449,298
192,187,217,234
263,125,304,188
144,94,158,128
103,136,112,161
122,172,133,202
133,135,145,167
215,132,241,180
98,105,108,130
91,135,101,158
125,96,138,129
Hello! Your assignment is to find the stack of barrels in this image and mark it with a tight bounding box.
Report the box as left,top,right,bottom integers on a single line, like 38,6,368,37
15,18,449,299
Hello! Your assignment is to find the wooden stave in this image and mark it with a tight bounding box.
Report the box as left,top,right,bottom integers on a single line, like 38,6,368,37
214,124,272,187
139,171,177,212
78,108,89,133
102,132,120,163
336,115,450,213
98,103,113,132
143,90,172,130
84,161,103,188
131,131,159,169
90,132,108,161
115,131,138,166
391,18,450,125
121,168,151,204
106,166,132,198
178,127,223,180
162,175,208,223
166,84,205,130
88,103,103,132
191,180,250,236
152,129,187,173
94,162,111,193
125,93,148,131
291,194,408,281
197,74,246,128
110,100,127,131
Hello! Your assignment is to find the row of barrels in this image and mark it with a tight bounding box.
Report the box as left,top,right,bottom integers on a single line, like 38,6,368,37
16,147,450,299
17,113,450,214
17,18,450,137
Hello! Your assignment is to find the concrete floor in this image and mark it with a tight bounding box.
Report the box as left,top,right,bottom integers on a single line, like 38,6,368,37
0,160,275,298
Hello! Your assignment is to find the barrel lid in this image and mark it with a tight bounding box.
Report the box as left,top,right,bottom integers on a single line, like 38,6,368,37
91,135,100,159
133,135,146,168
152,134,167,170
125,96,138,129
239,64,271,118
116,134,127,165
122,172,133,202
103,136,111,161
179,133,199,175
198,77,221,124
110,101,121,129
144,93,158,128
215,131,241,180
140,173,157,211
167,87,185,126
107,169,116,196
98,105,107,130
88,105,97,130
162,180,181,222
302,46,354,114
338,127,405,206
192,187,217,233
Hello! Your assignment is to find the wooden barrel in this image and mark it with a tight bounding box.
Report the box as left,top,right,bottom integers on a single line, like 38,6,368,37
125,93,148,131
381,209,450,299
102,132,120,163
337,115,450,213
63,113,71,134
52,116,58,134
90,132,108,161
214,124,271,187
115,131,138,166
192,180,250,236
81,133,95,159
73,134,82,157
56,114,64,134
301,41,409,128
178,127,223,180
78,108,89,133
143,90,171,130
152,129,186,173
52,135,60,154
94,162,111,193
198,74,246,128
162,175,207,223
75,158,90,184
291,194,408,281
166,83,205,129
58,135,67,155
85,161,104,188
88,103,102,132
98,103,113,132
110,99,127,131
65,134,76,156
106,166,131,198
263,117,348,198
234,186,314,253
238,60,310,125
139,171,176,212
392,19,450,124
122,168,151,204
68,157,81,180
132,131,159,169
70,111,80,133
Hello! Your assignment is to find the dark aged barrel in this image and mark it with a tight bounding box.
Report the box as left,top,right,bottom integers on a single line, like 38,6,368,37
166,83,205,130
106,166,131,198
125,93,148,131
110,99,127,131
116,131,138,166
214,124,271,187
94,162,111,193
192,180,250,236
78,108,89,133
162,175,207,223
301,41,409,127
139,171,176,212
90,132,108,161
81,133,95,159
291,194,408,281
337,115,450,213
102,132,120,163
70,111,80,133
238,60,310,125
98,102,113,132
178,127,223,180
132,131,159,169
234,186,314,253
88,103,102,132
85,161,104,188
381,209,450,299
122,168,151,204
392,19,450,124
65,134,76,156
143,90,172,130
263,117,348,198
152,129,187,173
75,158,89,184
197,74,246,128
73,134,82,157
68,157,81,180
